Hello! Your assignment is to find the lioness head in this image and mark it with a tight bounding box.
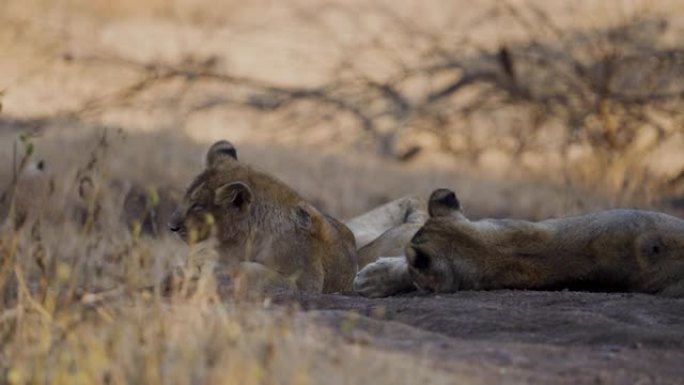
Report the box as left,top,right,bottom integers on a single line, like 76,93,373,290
405,188,477,292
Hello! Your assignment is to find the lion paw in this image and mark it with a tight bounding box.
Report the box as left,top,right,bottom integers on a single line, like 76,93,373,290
353,256,413,297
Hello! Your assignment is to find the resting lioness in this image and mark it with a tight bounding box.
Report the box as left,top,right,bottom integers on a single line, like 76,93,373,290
354,188,684,297
168,140,426,294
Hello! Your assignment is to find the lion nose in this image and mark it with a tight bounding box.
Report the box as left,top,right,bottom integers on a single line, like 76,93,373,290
168,210,183,233
168,222,181,232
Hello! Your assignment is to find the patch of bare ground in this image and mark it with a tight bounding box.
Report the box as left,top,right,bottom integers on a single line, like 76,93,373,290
299,291,684,385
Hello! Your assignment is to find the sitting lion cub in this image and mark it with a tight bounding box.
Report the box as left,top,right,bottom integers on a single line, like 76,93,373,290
169,140,426,294
354,188,684,297
169,140,359,293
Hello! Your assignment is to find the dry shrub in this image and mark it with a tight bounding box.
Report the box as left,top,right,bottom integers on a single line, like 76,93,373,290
4,0,684,202
26,1,679,201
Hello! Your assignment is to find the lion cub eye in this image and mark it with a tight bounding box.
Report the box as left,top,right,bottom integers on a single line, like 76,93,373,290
190,204,205,214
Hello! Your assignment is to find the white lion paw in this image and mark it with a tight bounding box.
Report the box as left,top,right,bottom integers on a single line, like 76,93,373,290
353,256,414,297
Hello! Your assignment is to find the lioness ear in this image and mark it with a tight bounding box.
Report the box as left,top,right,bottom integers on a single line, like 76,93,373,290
206,140,238,168
428,188,463,218
215,181,252,212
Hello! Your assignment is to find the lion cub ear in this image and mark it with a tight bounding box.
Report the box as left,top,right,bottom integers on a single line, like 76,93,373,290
293,202,319,233
293,202,334,240
428,188,464,219
215,181,253,212
206,140,238,168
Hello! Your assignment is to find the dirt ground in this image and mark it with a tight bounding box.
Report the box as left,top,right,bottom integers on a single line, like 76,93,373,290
298,291,684,385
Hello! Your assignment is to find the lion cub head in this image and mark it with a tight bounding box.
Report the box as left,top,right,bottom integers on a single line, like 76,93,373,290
168,140,310,250
168,141,251,245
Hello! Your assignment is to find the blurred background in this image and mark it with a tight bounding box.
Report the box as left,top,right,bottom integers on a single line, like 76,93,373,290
2,0,684,221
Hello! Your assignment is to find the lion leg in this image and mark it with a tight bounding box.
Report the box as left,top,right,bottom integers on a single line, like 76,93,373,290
353,256,415,297
345,196,427,249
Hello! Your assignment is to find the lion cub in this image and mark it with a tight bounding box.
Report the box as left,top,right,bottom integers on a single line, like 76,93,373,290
355,188,684,297
169,141,358,293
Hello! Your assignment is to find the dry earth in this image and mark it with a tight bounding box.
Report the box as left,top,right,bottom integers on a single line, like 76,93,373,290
299,291,684,385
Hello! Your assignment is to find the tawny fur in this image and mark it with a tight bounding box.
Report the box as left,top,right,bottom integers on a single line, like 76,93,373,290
356,188,684,297
169,141,358,293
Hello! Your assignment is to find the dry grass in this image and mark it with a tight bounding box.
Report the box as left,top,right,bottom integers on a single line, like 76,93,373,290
2,273,461,385
1,244,460,385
